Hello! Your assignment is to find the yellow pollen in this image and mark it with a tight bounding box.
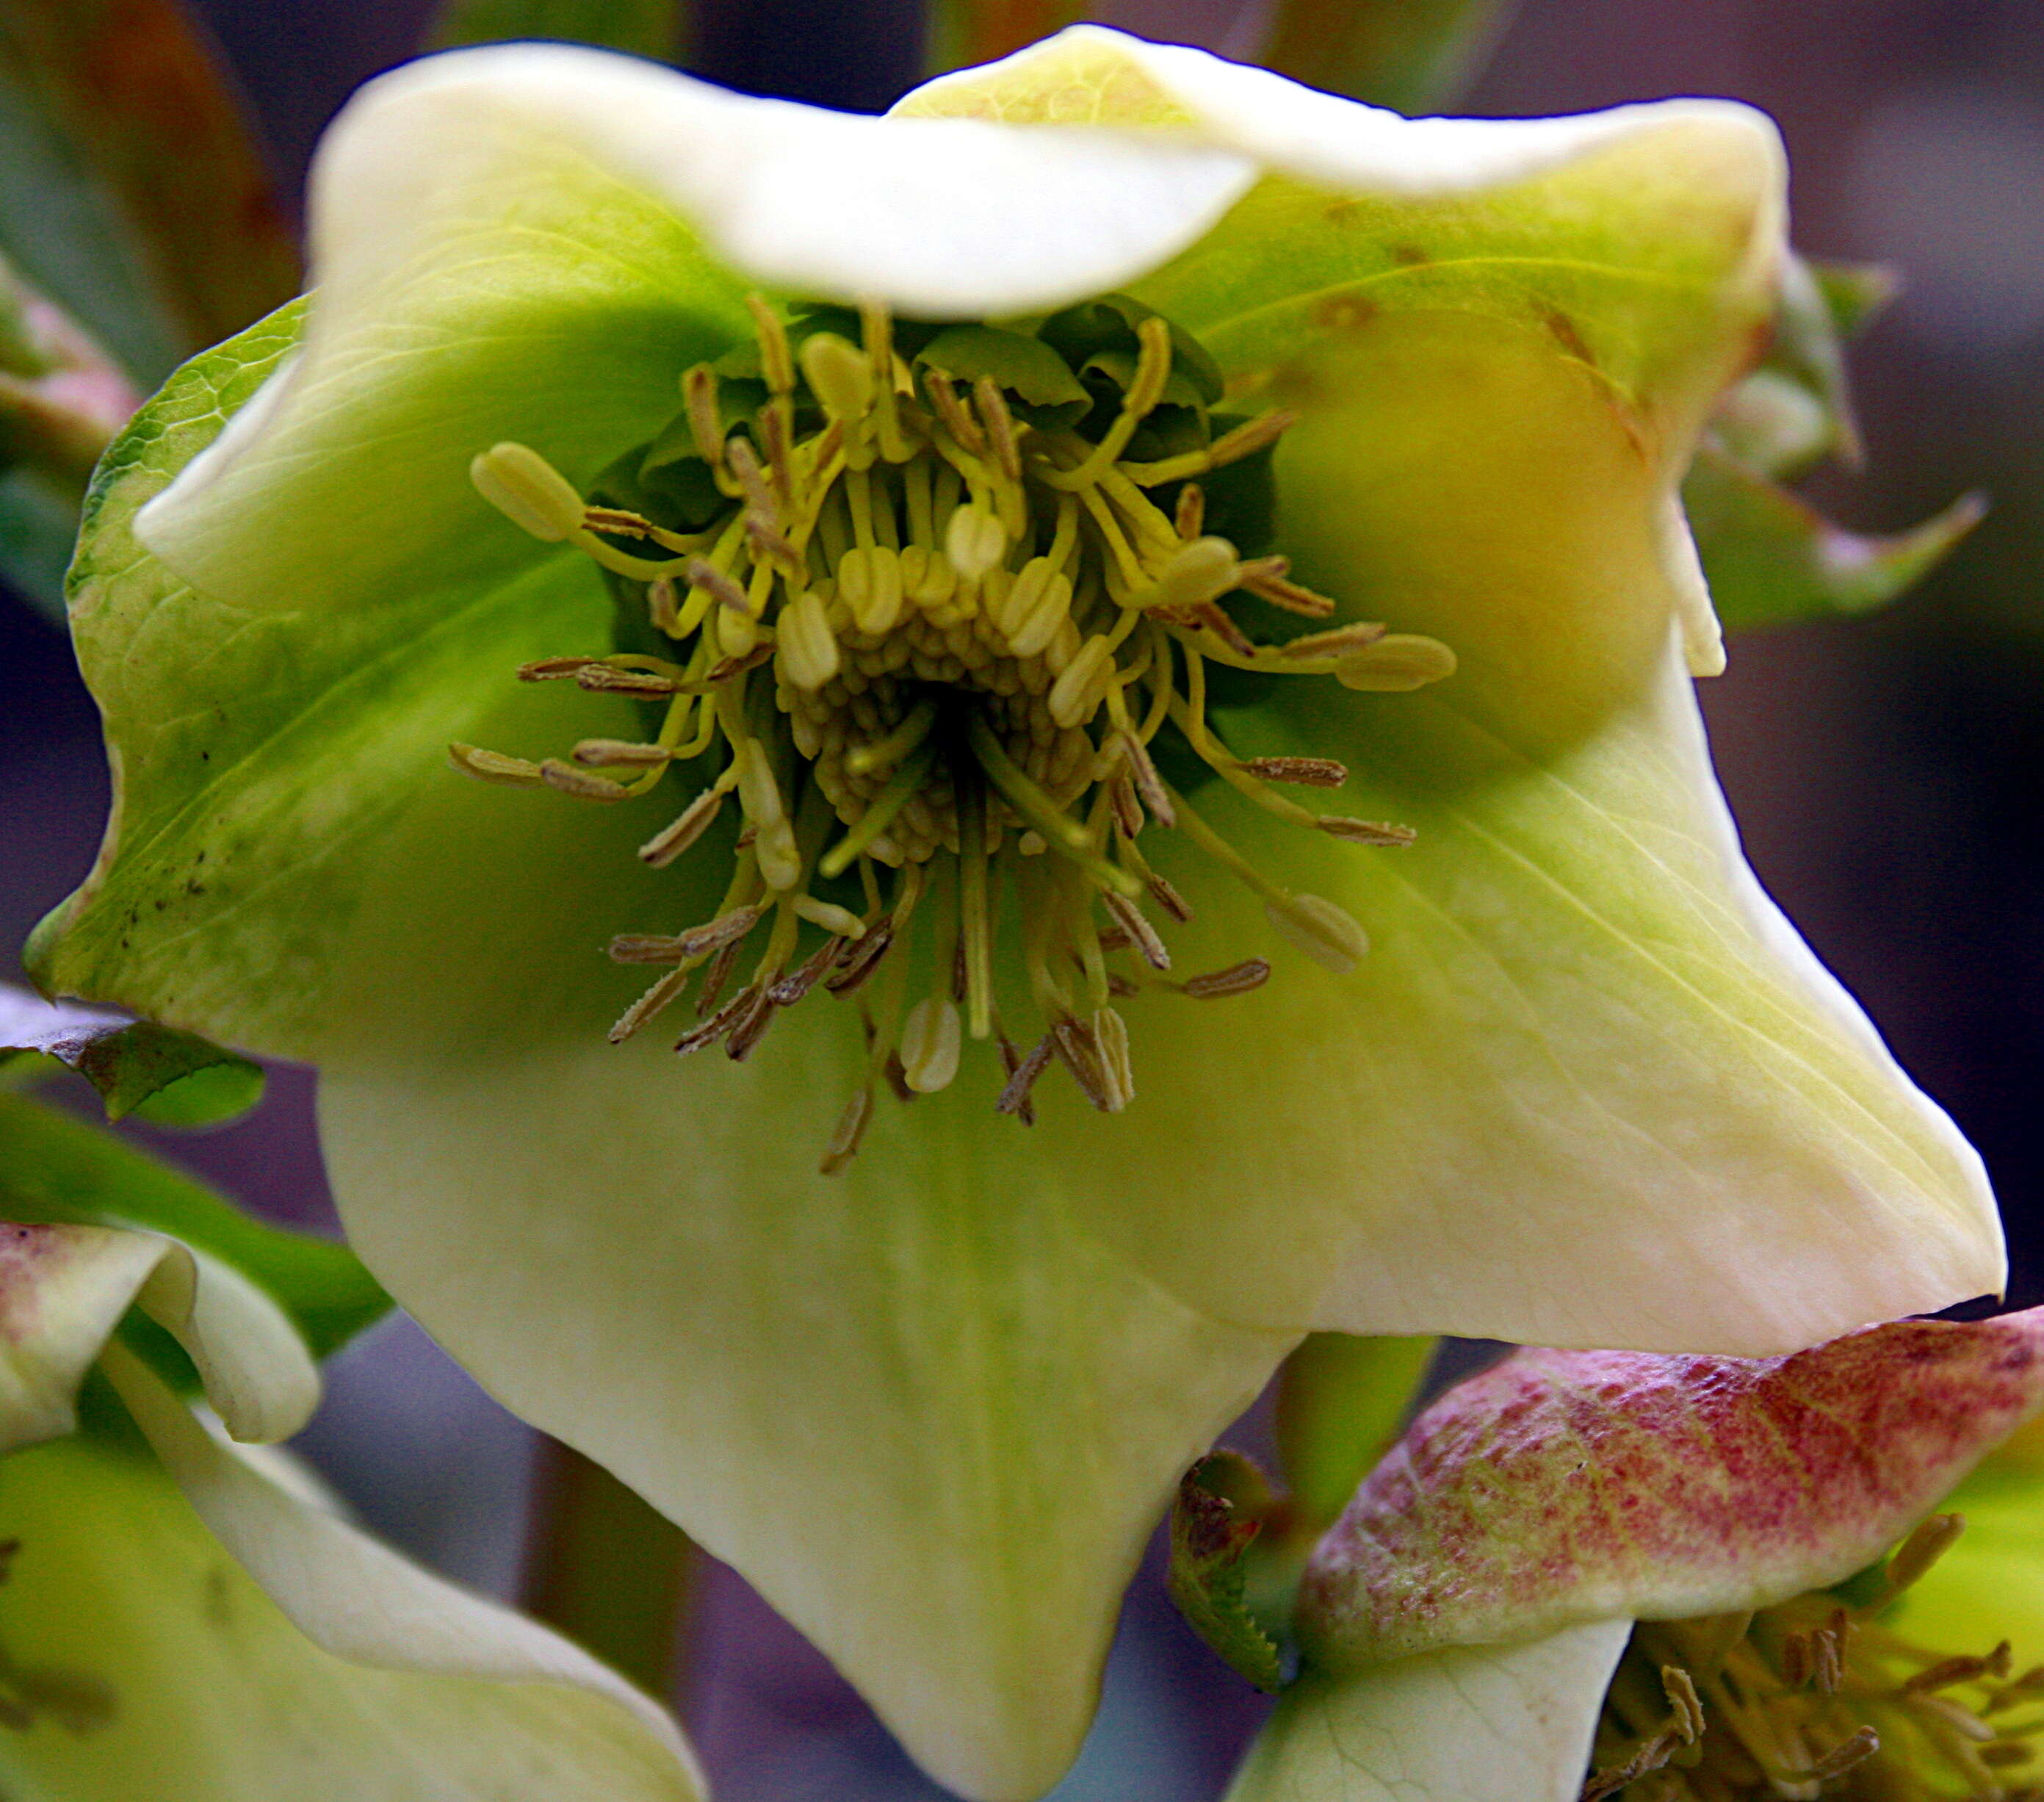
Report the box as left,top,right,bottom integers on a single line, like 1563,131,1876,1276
457,293,1456,1167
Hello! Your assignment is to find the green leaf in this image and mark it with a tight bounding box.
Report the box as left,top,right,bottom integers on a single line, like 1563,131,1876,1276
1687,445,1986,633
1810,257,1899,342
1166,1450,1285,1693
0,0,299,374
1,990,266,1127
1257,0,1519,113
1274,1334,1435,1535
0,1092,390,1361
915,322,1091,429
424,0,687,60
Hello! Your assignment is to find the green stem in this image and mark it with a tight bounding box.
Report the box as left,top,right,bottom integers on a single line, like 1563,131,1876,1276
521,1438,697,1698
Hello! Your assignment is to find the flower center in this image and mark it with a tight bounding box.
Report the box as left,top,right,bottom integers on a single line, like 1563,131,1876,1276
457,293,1454,1169
1585,1513,2044,1800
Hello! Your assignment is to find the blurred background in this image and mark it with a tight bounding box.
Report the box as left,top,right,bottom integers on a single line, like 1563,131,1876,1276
3,0,2042,1795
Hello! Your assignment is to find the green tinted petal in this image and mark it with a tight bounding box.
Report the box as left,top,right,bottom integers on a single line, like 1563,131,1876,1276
0,1400,700,1801
1223,1622,1628,1802
311,749,1293,1798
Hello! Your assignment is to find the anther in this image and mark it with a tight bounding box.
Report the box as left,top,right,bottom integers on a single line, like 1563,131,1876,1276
745,293,795,395
1238,558,1337,619
1265,893,1369,973
946,504,1006,580
1102,892,1170,970
770,937,844,1006
779,590,842,690
973,375,1021,481
1336,632,1459,691
1887,1514,1966,1596
1803,1727,1881,1781
1318,816,1417,846
800,332,875,423
540,759,631,801
820,1084,873,1175
471,442,585,541
1241,756,1348,788
1048,635,1115,728
1092,1006,1135,1111
1282,621,1388,660
682,364,726,469
449,742,543,786
1181,959,1269,999
1146,871,1193,923
1147,537,1242,613
573,739,672,768
900,997,962,1093
996,1031,1050,1124
640,787,726,868
684,557,751,617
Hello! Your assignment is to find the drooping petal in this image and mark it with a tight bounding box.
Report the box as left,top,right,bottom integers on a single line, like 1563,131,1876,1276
0,1217,316,1450
1299,1311,2044,1670
0,1370,701,1801
1222,1621,1628,1802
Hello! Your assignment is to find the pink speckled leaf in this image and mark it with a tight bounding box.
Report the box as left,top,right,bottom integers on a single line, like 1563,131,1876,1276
1301,1309,2044,1670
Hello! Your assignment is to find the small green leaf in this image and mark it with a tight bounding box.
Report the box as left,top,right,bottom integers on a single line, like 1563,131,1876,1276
0,1091,391,1361
424,0,687,60
1274,1334,1437,1535
1688,445,1986,634
1,990,266,1127
1257,0,1518,113
1038,293,1224,407
1166,1450,1285,1693
916,322,1091,429
1810,257,1899,344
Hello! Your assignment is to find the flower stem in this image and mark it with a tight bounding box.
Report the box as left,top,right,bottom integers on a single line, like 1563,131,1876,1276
521,1437,698,1699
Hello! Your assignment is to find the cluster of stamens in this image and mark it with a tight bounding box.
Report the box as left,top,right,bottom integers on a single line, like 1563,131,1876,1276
458,292,1454,1170
1586,1514,2044,1800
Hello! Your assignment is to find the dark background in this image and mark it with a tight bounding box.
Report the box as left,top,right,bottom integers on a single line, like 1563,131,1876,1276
4,1,2042,1795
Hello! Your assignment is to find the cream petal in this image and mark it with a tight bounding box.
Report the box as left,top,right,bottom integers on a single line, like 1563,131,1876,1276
0,1220,316,1450
0,1355,701,1801
1223,1621,1629,1802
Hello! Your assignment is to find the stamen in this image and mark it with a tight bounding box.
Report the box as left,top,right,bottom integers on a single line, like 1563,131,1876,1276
468,292,1447,1161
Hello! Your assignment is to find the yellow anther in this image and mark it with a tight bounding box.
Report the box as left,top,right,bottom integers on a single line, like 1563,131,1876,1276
1092,1006,1134,1111
1335,633,1459,691
1127,316,1174,417
838,545,905,635
471,442,585,541
945,503,1007,580
778,589,841,691
1265,893,1369,973
898,544,957,608
682,364,726,469
900,996,963,1093
800,331,875,422
1146,536,1242,612
1048,634,1116,729
449,742,543,786
745,293,795,394
1007,568,1074,659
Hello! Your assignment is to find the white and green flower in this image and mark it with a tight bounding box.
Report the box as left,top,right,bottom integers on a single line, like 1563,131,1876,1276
0,1037,701,1801
1236,1309,2044,1801
26,26,2001,1797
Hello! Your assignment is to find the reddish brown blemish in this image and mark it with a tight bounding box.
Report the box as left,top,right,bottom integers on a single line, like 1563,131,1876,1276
1391,244,1431,267
1312,292,1379,334
1545,309,1596,366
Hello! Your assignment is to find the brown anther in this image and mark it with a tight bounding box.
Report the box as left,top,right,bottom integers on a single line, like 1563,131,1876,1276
1117,732,1176,828
1804,1726,1881,1781
673,988,753,1057
1050,1016,1113,1111
759,402,797,513
973,375,1021,481
608,934,692,965
519,655,599,681
1914,1693,1998,1742
1095,927,1133,954
882,1050,915,1104
696,936,745,1017
1238,561,1337,620
1108,774,1144,840
1205,408,1294,467
950,939,968,1005
744,510,800,572
769,937,845,1007
1102,891,1171,971
582,505,660,538
1783,1632,1813,1690
640,788,726,868
1174,483,1205,540
574,665,690,696
1812,1625,1844,1695
682,363,725,466
1146,871,1193,923
1581,1730,1683,1802
448,742,543,786
685,555,751,617
1888,1514,1966,1595
745,292,795,394
1982,1742,2037,1768
824,920,895,994
820,1083,873,1175
1280,621,1390,660
725,435,779,525
1906,1654,2001,1695
1182,959,1271,999
540,759,631,801
1241,756,1348,788
922,367,984,456
705,644,776,685
609,965,696,1043
723,984,780,1061
1185,602,1259,659
1106,972,1140,997
1318,816,1418,846
996,1034,1054,1120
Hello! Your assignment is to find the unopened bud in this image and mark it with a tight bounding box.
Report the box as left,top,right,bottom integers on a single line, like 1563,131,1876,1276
799,331,875,421
946,504,1007,580
1048,634,1115,728
778,589,841,691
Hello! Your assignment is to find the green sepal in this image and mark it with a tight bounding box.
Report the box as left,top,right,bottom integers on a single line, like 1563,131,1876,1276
422,0,687,61
1274,1334,1437,1535
0,1090,391,1363
1687,445,1986,634
1166,1449,1285,1693
1810,257,1899,342
914,322,1091,429
1,1008,265,1128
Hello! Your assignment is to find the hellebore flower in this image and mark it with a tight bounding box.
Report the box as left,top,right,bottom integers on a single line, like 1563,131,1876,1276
26,24,2001,1796
1235,1310,2044,1802
0,1064,701,1799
